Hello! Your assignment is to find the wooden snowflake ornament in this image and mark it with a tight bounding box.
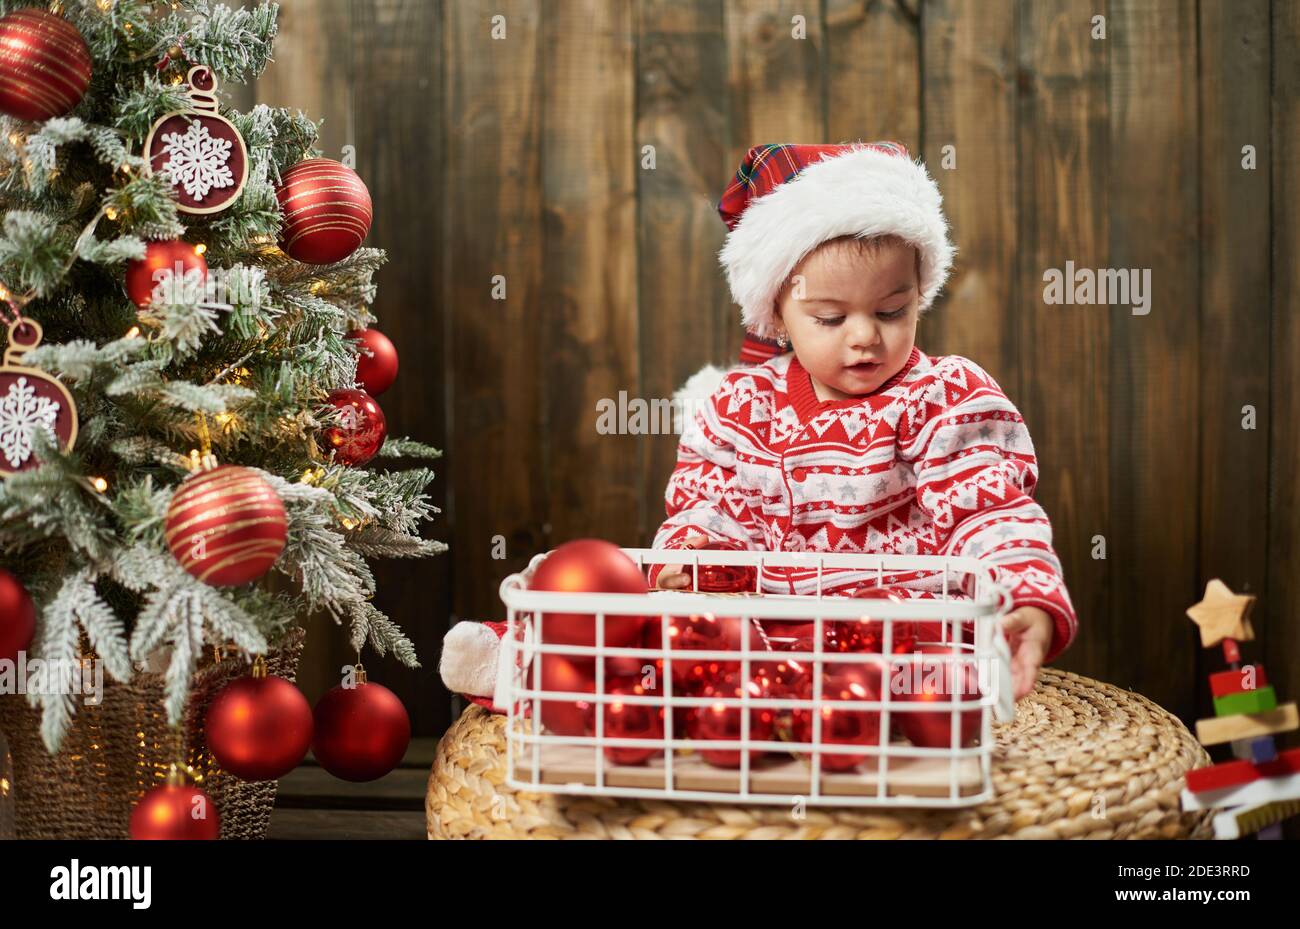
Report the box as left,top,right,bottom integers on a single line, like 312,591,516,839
0,318,77,477
144,66,248,215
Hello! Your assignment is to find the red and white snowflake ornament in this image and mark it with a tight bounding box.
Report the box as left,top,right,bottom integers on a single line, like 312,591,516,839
0,318,77,478
144,66,248,215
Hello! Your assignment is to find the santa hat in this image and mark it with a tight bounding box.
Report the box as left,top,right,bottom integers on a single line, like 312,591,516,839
675,141,954,413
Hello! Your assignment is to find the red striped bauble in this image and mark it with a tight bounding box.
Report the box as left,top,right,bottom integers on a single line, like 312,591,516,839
0,8,91,122
164,465,288,586
275,157,373,264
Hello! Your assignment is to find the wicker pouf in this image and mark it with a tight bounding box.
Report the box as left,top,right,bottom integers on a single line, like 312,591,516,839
426,668,1217,839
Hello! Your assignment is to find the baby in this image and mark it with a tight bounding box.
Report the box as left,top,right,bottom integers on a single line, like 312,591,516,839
647,142,1077,701
438,141,1077,709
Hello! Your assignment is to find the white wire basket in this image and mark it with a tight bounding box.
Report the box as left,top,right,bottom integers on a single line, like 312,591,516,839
495,548,1016,808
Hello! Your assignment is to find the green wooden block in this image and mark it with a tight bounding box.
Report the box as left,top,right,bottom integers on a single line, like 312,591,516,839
1214,686,1278,717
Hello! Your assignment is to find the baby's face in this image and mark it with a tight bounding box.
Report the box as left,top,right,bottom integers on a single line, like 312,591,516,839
776,239,919,401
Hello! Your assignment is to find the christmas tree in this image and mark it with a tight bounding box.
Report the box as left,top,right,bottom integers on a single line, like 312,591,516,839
0,0,444,757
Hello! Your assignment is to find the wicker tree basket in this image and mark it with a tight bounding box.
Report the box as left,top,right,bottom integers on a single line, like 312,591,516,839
0,626,305,840
427,668,1217,839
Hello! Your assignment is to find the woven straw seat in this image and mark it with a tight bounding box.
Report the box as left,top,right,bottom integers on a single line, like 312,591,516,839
426,668,1215,839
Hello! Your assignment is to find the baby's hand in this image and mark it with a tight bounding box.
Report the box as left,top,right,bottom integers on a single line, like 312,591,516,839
652,534,711,589
1000,606,1054,700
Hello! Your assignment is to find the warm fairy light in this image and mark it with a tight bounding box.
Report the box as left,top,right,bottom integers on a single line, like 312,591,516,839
213,412,234,428
309,280,325,294
339,517,357,530
124,325,141,338
97,0,114,10
105,206,118,221
169,73,182,84
91,477,108,493
7,132,21,146
0,285,9,302
193,243,207,255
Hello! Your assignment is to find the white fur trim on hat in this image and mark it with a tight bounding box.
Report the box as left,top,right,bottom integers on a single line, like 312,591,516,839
439,621,500,697
718,146,955,341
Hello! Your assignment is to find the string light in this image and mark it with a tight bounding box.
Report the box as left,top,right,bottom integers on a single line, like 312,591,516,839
96,0,115,10
339,517,357,531
7,132,21,147
213,412,234,428
124,325,141,338
90,477,108,493
193,243,207,255
105,206,118,221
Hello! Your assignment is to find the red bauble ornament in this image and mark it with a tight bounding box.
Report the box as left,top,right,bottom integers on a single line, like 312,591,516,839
348,328,398,396
312,674,411,782
537,654,594,736
323,388,387,466
0,568,35,663
164,465,287,586
585,676,663,766
529,539,647,651
644,612,756,690
276,158,373,264
792,659,886,772
124,239,208,309
0,8,91,122
129,783,220,840
205,663,313,780
894,644,982,748
689,673,776,768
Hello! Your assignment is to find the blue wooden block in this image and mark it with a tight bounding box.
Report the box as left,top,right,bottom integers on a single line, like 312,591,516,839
1231,735,1278,763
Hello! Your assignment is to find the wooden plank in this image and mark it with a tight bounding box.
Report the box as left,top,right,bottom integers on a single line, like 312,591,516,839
268,808,427,840
540,1,641,545
1015,0,1110,676
256,0,450,735
530,743,982,798
346,0,449,736
825,0,919,153
1107,0,1199,718
275,765,429,810
443,0,548,621
1196,5,1271,704
1269,0,1300,843
919,0,1019,408
635,1,733,546
721,1,825,358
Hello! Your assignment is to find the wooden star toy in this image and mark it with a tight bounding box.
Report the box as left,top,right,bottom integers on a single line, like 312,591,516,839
1186,578,1256,648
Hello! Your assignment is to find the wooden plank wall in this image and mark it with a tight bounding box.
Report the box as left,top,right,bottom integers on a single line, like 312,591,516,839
254,0,1295,766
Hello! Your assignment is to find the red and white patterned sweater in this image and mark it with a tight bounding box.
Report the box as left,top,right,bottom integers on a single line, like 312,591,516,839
651,347,1078,664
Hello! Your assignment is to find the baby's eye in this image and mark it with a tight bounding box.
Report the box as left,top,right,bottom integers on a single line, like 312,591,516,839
814,316,844,327
878,308,907,320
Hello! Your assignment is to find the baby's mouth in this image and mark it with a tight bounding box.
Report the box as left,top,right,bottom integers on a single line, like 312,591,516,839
845,360,880,375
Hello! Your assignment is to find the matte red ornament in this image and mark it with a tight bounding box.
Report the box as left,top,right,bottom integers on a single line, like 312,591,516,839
129,783,220,840
585,676,663,765
893,643,982,748
164,465,287,586
205,664,313,781
689,673,776,768
124,239,208,309
529,539,647,651
0,8,91,122
323,388,387,466
276,158,373,264
0,568,35,663
792,658,886,772
348,328,398,396
311,674,411,782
